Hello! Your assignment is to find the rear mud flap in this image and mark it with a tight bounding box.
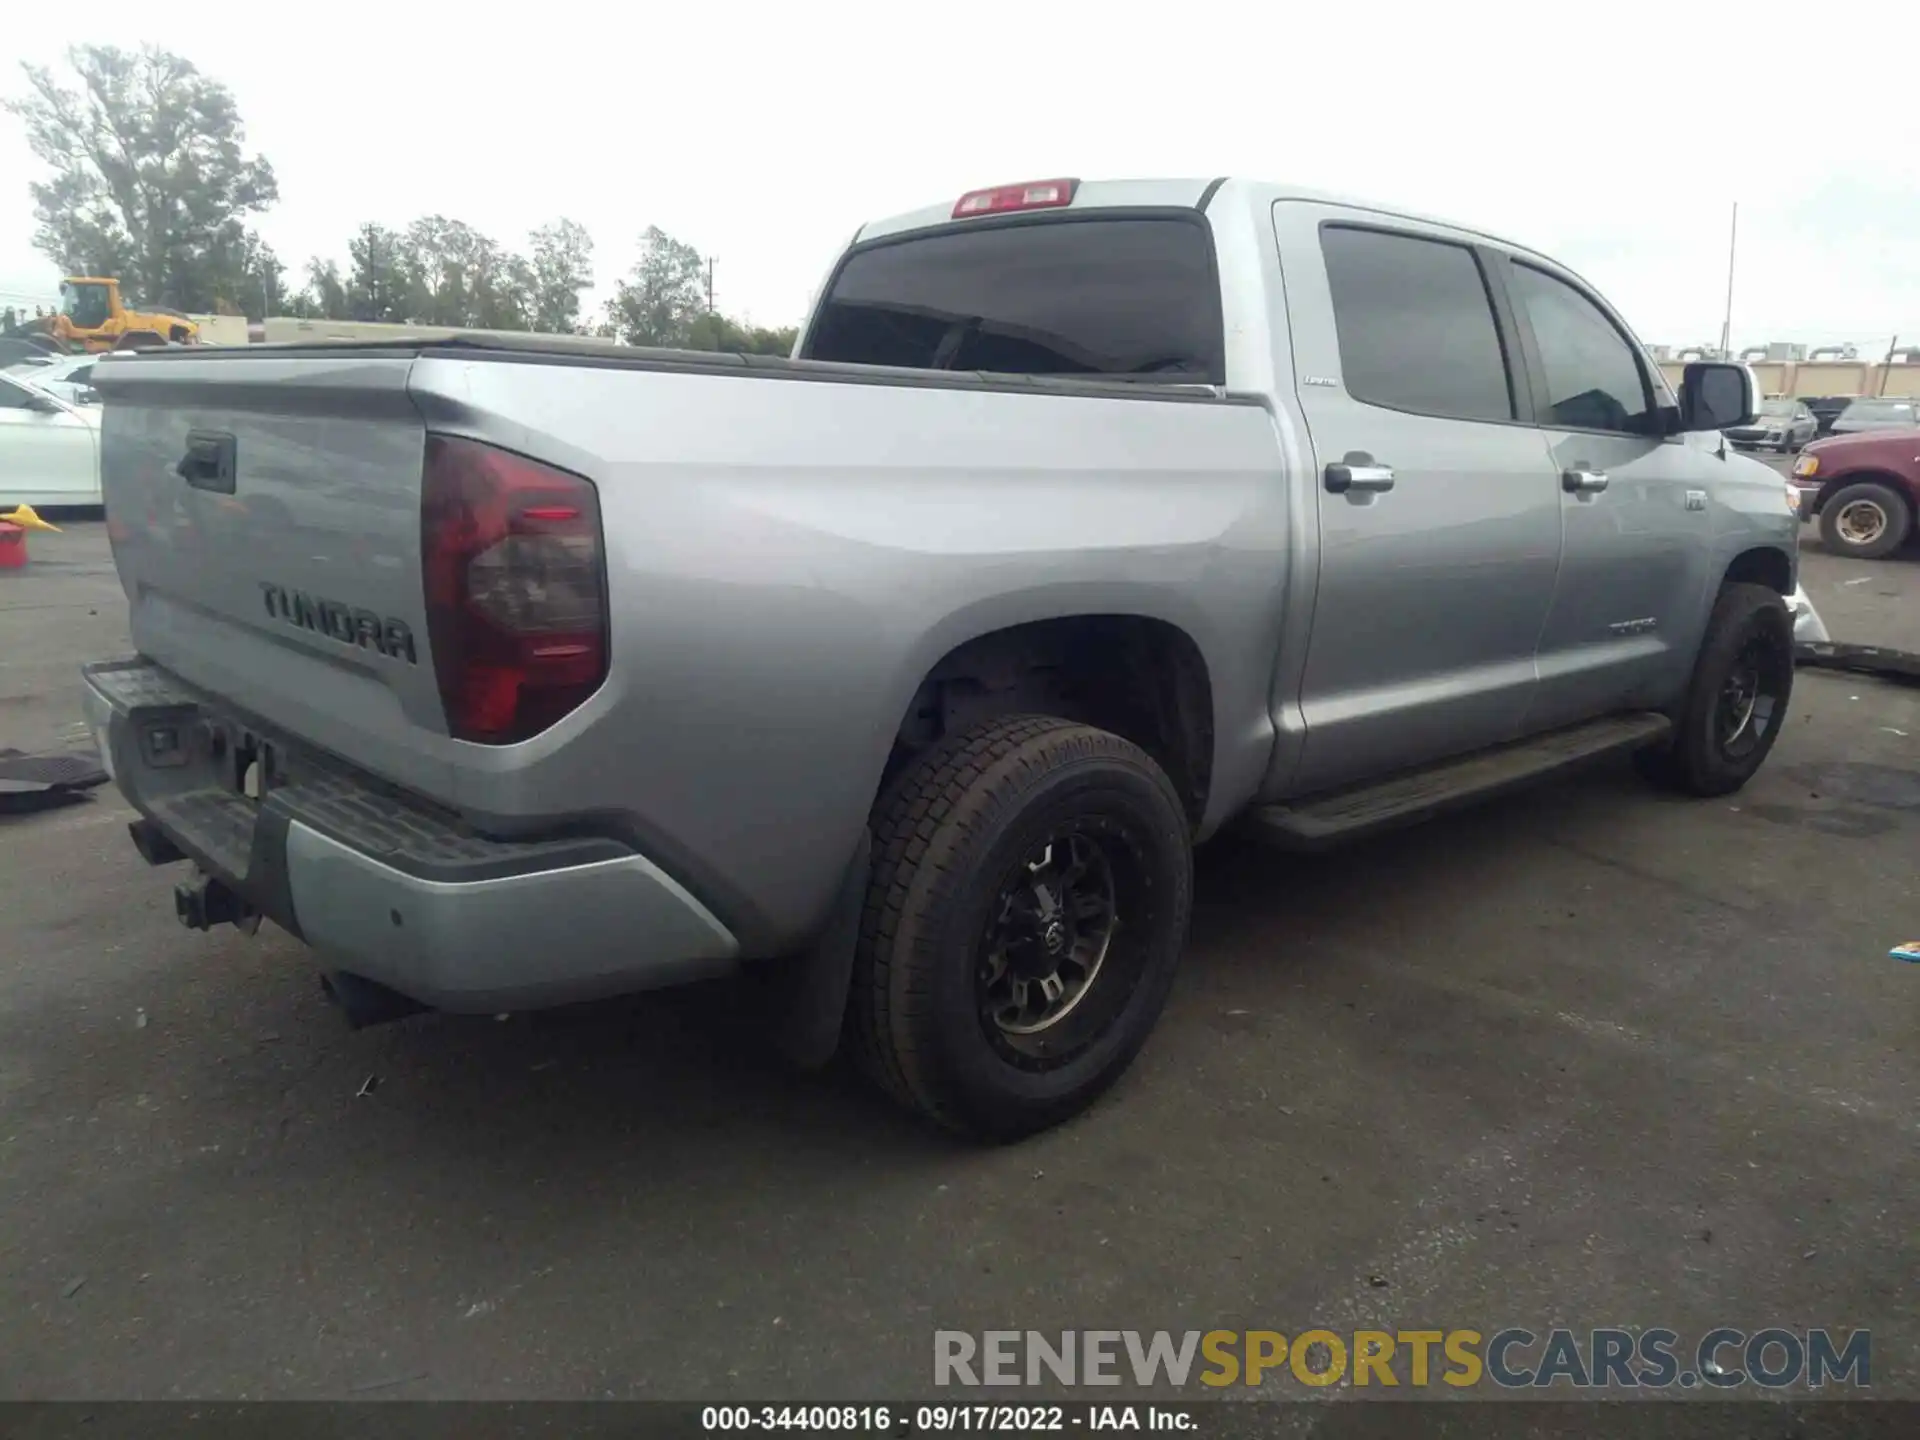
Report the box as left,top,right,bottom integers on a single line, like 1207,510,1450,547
767,833,871,1071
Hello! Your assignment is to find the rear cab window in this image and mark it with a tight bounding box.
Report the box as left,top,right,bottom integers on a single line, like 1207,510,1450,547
801,216,1224,383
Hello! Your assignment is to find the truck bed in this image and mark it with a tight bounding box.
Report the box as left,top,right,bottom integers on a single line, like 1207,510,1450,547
90,336,1296,952
105,331,1228,402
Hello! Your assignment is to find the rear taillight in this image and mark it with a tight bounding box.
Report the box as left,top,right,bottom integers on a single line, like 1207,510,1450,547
952,178,1078,219
421,435,607,744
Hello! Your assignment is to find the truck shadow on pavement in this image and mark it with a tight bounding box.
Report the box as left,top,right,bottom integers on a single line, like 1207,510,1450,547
159,756,1710,1170
7,738,1899,1177
2,757,1680,1194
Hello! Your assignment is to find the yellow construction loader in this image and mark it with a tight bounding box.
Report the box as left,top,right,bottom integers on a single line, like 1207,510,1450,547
3,277,200,357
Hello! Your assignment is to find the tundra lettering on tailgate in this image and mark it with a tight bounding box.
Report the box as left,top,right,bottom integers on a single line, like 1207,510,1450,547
258,582,417,664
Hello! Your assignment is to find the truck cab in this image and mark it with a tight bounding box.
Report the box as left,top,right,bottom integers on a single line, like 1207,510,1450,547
804,178,1796,797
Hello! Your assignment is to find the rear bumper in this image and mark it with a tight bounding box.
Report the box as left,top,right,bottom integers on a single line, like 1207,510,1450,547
81,657,740,1011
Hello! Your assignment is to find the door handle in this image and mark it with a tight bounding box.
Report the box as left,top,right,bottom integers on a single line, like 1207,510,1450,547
1562,467,1609,494
1325,459,1396,494
176,430,237,494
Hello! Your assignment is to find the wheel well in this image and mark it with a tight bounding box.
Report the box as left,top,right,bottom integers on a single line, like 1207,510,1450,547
1813,470,1915,523
888,616,1215,828
1722,546,1792,595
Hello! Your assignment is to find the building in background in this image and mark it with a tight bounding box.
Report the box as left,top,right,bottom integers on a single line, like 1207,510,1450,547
1657,352,1920,401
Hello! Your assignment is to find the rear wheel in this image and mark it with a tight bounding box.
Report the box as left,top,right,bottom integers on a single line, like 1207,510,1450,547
847,715,1193,1141
1818,480,1911,560
1637,582,1794,798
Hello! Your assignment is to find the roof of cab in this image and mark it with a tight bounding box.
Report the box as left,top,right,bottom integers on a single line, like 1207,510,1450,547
852,176,1538,259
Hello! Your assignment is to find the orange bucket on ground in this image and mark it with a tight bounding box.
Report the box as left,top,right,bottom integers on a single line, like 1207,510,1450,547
0,522,24,569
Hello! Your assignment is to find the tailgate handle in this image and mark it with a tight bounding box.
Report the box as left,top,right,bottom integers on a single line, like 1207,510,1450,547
177,431,238,493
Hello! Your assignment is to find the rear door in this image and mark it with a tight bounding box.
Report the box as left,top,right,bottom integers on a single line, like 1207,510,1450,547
1271,202,1563,796
1494,253,1719,730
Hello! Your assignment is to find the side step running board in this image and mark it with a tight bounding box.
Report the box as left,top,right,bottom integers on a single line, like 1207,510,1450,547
1241,711,1672,852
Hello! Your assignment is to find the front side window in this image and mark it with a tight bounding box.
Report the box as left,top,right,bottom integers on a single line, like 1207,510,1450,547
1319,226,1514,423
1509,262,1654,436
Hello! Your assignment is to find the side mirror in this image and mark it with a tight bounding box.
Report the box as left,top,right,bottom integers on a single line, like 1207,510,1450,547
1679,362,1756,433
75,387,99,406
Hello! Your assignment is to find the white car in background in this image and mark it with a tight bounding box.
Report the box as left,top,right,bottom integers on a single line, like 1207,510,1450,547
0,370,102,507
2,351,103,405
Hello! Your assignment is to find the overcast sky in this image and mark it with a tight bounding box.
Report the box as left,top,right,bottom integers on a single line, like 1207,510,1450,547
2,0,1914,354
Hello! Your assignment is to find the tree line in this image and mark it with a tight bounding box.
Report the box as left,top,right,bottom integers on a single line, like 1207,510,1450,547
4,45,797,354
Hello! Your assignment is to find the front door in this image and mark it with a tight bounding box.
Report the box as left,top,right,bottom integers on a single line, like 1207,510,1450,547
1492,255,1719,731
1270,203,1564,797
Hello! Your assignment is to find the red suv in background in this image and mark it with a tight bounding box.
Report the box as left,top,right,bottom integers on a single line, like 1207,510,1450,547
1793,428,1920,559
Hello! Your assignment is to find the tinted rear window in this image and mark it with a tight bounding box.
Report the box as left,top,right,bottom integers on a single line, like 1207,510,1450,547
1321,225,1515,424
803,217,1223,382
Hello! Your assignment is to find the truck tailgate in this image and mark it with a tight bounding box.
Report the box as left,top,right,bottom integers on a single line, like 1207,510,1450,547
92,351,450,782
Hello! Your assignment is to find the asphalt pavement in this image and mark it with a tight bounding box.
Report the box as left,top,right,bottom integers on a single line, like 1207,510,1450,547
1,518,1916,1402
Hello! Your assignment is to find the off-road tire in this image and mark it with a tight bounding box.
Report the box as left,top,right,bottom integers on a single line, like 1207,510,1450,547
1817,480,1911,560
1636,582,1794,797
847,715,1193,1141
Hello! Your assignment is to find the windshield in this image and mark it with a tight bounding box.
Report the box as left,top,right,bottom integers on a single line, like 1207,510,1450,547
58,281,111,329
1760,399,1794,416
803,216,1224,381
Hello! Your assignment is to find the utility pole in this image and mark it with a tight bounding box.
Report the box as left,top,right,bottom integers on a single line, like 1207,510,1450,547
1717,201,1738,361
706,258,715,315
1878,334,1899,396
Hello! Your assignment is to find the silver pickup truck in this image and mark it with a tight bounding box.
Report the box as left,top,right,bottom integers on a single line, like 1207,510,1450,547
86,177,1804,1140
